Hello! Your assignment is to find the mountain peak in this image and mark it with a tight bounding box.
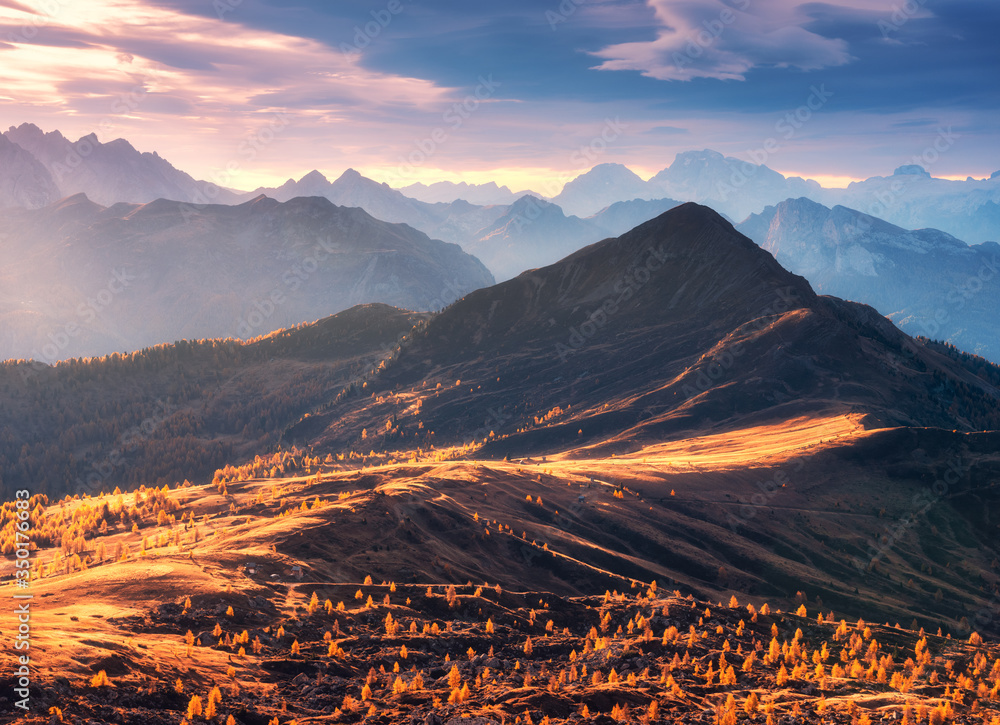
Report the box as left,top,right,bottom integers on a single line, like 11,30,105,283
510,193,550,210
105,137,139,153
2,122,241,206
591,161,635,172
574,162,643,180
299,169,330,184
893,164,930,177
7,122,66,145
672,149,726,165
7,122,47,139
338,168,364,181
553,164,652,216
53,191,97,207
46,192,104,220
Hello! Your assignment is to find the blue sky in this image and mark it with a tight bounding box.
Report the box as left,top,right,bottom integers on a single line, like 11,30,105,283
0,0,996,190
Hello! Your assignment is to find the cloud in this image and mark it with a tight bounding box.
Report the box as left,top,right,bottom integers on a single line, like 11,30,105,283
648,125,688,135
590,0,856,81
890,117,938,129
0,0,994,192
0,0,457,117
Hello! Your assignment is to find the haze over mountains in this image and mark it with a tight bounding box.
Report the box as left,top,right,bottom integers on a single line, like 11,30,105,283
4,200,1000,725
399,179,537,205
738,198,1000,362
1,123,242,207
4,203,999,637
0,193,491,361
1,123,999,365
240,169,684,281
544,152,1000,244
4,124,998,246
5,1,1000,719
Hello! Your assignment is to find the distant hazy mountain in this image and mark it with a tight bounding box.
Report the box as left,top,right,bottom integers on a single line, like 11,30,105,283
462,195,609,280
246,169,436,226
647,149,822,222
6,123,997,247
738,197,1000,361
0,194,494,362
545,152,1000,244
587,197,683,237
243,169,507,246
2,123,241,207
543,151,822,221
244,171,621,281
248,171,691,282
831,165,1000,244
0,133,59,209
398,179,537,205
550,163,654,217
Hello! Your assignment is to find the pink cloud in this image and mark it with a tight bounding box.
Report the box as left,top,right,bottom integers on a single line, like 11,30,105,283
591,0,853,81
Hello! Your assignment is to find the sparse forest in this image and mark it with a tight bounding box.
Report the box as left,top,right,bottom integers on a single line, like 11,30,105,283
0,305,425,499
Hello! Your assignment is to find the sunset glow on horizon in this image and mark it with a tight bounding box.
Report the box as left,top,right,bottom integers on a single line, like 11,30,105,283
0,0,996,192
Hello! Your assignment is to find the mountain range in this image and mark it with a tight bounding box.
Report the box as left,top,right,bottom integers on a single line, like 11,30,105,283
4,203,999,637
543,152,1000,244
739,197,1000,362
398,178,537,205
0,193,492,361
832,164,1000,244
1,122,242,207
294,203,1000,458
240,170,682,281
3,124,998,245
2,123,999,365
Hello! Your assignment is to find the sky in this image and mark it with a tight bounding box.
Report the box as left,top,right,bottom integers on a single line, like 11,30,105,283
0,0,997,193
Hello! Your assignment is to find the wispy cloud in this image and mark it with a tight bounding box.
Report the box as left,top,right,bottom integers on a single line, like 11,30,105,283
0,0,454,112
590,0,857,81
0,0,995,190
